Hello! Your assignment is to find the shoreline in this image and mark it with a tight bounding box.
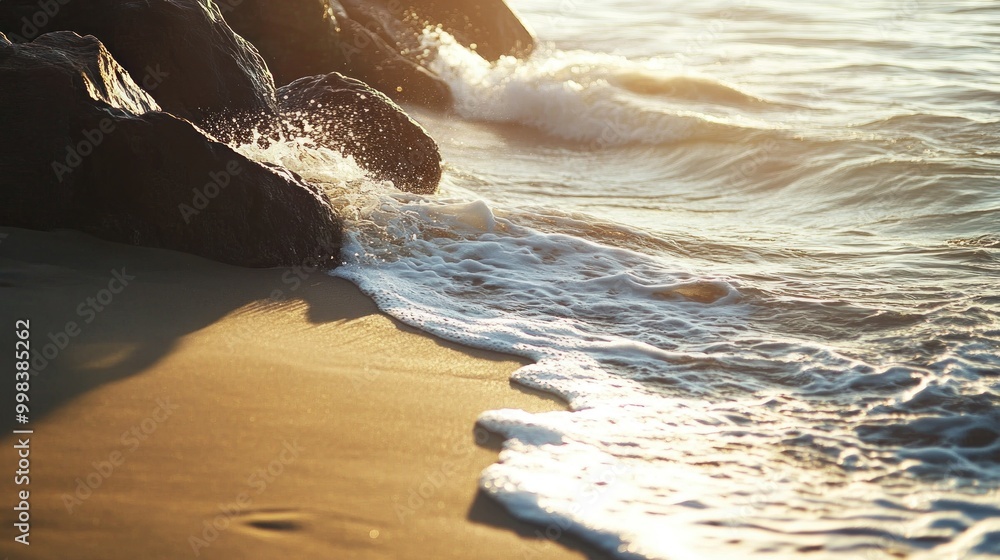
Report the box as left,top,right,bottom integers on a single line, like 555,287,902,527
0,227,597,559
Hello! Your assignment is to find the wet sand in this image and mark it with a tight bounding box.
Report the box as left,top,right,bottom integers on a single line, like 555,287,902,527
0,227,597,560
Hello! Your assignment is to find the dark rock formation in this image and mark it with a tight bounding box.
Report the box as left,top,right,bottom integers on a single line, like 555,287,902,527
340,0,535,61
0,0,277,137
278,73,441,194
212,0,339,88
0,31,160,228
84,112,342,267
223,0,535,108
1,1,445,193
333,13,455,110
0,31,341,268
222,0,451,108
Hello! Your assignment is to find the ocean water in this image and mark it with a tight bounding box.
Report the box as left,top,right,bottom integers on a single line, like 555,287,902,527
241,1,1000,557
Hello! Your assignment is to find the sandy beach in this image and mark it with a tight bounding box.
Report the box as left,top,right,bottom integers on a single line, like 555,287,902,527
0,227,594,560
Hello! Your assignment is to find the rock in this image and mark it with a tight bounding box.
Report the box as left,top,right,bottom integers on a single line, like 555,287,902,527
0,31,160,228
213,0,340,88
223,0,535,108
1,1,441,193
0,0,277,138
333,14,455,109
278,73,441,194
84,112,343,268
339,0,535,61
0,31,341,268
223,0,451,108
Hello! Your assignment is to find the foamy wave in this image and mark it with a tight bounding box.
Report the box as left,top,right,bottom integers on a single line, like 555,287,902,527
421,31,772,146
231,127,406,221
328,179,999,558
233,129,370,185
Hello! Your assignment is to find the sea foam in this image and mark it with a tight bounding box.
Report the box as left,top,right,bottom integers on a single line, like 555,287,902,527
420,30,776,147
